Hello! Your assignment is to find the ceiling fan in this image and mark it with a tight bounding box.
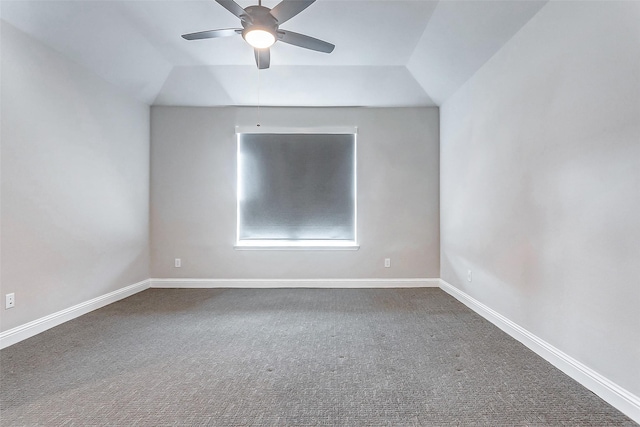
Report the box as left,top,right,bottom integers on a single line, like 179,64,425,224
182,0,335,70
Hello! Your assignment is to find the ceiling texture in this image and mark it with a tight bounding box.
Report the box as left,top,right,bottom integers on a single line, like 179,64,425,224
1,0,547,107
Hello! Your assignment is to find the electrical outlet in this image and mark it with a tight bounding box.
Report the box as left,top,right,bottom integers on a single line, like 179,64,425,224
174,258,182,268
5,293,15,309
384,258,391,268
467,270,472,282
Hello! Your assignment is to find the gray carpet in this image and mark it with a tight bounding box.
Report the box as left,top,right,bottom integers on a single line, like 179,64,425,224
0,288,635,426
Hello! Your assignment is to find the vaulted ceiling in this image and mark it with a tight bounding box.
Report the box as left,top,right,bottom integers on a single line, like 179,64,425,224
1,0,547,107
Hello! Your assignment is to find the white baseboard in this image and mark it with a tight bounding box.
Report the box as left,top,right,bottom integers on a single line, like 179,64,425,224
150,278,440,288
439,279,640,425
0,279,150,349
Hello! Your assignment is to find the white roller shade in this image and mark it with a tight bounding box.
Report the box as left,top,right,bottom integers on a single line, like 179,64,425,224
237,132,357,248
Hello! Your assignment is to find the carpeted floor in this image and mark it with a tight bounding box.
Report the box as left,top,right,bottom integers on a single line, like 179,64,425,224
0,288,635,426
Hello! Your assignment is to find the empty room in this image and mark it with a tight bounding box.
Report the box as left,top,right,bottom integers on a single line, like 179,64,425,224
1,0,638,425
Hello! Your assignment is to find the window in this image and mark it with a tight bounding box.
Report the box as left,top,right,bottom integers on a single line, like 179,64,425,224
236,128,357,249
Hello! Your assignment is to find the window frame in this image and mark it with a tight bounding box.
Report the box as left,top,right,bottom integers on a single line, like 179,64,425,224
234,126,359,251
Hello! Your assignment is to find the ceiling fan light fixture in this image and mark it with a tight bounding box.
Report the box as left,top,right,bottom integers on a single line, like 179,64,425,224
244,28,276,48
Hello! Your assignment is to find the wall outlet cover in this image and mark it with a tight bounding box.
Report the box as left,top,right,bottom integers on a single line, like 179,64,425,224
5,293,15,309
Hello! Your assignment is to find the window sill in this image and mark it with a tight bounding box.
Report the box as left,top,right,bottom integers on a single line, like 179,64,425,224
234,240,360,251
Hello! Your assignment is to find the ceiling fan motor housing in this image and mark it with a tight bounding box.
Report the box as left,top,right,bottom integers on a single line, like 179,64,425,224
242,5,279,41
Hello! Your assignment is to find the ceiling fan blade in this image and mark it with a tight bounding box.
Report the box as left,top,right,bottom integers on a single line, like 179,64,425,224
182,28,242,40
269,0,315,24
215,0,246,19
254,48,270,69
278,30,334,53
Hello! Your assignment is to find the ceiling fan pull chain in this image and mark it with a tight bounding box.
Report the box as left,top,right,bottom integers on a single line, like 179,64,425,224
257,57,261,127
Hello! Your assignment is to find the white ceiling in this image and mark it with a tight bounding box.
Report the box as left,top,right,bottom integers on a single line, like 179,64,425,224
0,0,547,107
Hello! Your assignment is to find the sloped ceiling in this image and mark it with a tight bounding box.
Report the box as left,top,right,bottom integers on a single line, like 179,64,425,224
0,0,547,107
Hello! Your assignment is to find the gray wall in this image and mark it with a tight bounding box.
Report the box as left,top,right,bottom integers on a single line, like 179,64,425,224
0,22,150,332
440,1,640,396
150,107,439,279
